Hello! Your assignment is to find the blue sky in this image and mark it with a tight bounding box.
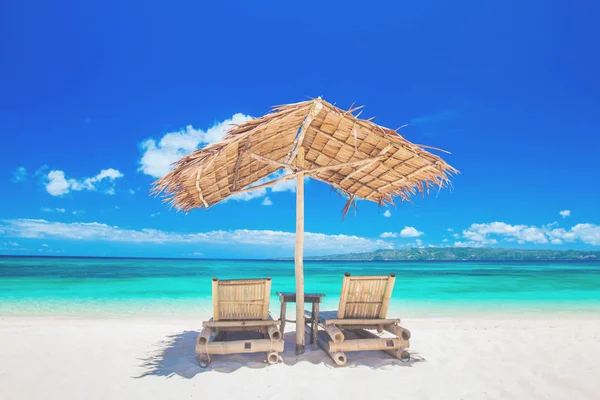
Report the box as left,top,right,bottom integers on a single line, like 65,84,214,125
1,0,599,258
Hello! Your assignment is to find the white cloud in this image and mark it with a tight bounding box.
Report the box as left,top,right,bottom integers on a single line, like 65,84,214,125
82,169,123,188
45,169,123,196
459,221,600,246
41,207,66,213
559,210,571,218
270,176,298,193
12,166,27,183
400,226,423,238
150,212,160,217
262,197,273,206
547,224,600,246
0,218,392,253
462,222,548,244
442,238,449,243
379,232,398,238
380,227,424,240
8,241,19,247
138,113,252,178
452,233,460,239
46,171,70,195
453,238,497,248
454,241,478,248
383,210,391,218
447,228,454,232
42,243,48,247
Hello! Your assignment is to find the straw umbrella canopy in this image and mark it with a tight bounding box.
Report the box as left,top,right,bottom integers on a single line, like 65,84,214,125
152,97,457,354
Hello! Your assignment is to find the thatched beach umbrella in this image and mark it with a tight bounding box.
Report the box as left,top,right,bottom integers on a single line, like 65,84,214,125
152,98,457,354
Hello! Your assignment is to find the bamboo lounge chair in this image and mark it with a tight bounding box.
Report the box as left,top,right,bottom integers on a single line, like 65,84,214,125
314,273,411,366
195,277,284,367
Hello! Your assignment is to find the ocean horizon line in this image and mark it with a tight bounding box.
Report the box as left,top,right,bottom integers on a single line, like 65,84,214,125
1,251,599,263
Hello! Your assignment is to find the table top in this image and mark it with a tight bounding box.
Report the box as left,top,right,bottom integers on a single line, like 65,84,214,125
276,292,326,303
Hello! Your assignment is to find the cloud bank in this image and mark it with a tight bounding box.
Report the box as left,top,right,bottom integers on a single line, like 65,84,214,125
0,219,392,253
457,221,600,247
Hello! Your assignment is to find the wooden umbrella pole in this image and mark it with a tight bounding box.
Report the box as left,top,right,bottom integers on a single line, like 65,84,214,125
294,147,306,355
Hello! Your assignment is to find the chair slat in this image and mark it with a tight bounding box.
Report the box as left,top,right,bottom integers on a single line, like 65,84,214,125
337,274,396,319
212,278,272,321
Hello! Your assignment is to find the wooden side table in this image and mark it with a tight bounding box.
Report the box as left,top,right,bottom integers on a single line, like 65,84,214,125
276,292,325,351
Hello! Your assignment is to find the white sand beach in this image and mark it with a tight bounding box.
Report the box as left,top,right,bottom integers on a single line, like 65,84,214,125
1,314,598,400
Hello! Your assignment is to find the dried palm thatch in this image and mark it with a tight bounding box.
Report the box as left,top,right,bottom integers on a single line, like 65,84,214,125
152,97,457,212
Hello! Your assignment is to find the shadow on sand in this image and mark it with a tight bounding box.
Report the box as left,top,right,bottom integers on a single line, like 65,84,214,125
136,330,424,378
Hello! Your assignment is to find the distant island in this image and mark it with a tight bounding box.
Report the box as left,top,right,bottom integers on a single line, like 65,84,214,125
297,248,600,261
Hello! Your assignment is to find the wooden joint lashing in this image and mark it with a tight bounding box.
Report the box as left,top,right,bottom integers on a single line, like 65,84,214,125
195,152,219,209
246,151,296,172
304,156,385,176
195,167,209,209
288,98,323,164
233,137,251,191
232,173,297,196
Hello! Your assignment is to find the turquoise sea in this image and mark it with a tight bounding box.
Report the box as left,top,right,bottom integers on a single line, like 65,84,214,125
1,256,600,317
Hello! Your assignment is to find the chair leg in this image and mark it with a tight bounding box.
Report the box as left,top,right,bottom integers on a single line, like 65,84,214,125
310,302,317,345
351,328,411,362
329,351,347,366
196,354,211,368
387,348,411,362
279,301,286,335
316,332,348,366
195,327,213,367
266,351,279,364
312,303,319,349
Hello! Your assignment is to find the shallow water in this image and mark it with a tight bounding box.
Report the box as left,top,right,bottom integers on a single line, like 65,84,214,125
1,256,599,317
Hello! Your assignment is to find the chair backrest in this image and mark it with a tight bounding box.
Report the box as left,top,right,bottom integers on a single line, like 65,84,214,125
337,273,396,319
212,277,272,321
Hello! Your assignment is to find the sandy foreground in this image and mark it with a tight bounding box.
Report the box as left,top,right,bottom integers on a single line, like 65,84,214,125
0,315,598,400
